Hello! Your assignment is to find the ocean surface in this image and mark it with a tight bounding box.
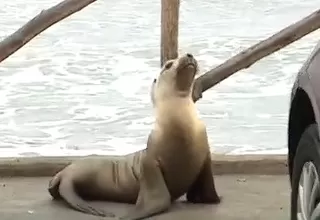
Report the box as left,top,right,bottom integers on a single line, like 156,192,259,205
0,0,319,157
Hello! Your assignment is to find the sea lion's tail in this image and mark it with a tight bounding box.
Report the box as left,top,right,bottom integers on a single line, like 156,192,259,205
58,176,115,217
48,171,62,199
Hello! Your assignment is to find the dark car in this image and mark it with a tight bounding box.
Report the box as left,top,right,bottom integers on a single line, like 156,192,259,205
289,41,320,220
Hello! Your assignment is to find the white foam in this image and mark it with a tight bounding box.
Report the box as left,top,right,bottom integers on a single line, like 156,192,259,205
3,65,53,85
0,0,319,157
256,113,272,119
71,105,120,120
0,90,8,107
126,116,154,130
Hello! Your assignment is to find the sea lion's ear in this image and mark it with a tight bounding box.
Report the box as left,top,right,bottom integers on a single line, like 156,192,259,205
150,78,157,105
162,60,174,72
164,61,173,69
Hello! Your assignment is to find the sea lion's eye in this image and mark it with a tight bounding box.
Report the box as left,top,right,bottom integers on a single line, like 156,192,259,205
164,61,173,69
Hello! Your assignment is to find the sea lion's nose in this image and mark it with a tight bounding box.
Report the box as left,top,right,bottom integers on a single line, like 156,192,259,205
186,53,193,58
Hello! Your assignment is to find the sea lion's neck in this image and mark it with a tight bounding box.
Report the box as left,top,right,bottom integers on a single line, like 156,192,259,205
154,97,198,121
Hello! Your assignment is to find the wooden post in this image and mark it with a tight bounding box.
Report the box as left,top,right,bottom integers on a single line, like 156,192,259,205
0,0,97,63
160,0,180,67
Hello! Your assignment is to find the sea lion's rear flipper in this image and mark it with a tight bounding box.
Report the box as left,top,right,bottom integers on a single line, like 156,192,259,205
186,153,221,204
59,177,115,217
120,156,171,220
48,172,62,199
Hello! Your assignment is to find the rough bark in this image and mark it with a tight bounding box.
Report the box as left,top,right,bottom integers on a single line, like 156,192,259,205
160,0,180,67
192,9,320,102
0,0,97,63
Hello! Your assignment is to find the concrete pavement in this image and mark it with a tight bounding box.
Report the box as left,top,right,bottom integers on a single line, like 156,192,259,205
0,175,290,220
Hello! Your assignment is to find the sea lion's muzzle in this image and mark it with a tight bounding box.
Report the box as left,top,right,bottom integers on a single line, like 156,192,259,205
152,54,199,94
174,53,199,92
177,53,199,76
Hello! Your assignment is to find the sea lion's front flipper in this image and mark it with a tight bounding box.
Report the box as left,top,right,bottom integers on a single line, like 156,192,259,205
59,177,115,217
120,156,171,220
186,153,221,204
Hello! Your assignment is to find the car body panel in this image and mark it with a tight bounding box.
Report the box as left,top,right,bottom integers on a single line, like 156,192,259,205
289,41,320,220
307,47,320,123
291,41,320,133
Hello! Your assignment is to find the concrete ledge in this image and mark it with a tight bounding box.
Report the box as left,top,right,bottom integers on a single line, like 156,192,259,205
212,154,287,175
0,154,288,177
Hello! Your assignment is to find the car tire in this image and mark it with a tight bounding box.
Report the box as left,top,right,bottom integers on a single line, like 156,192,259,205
291,123,320,220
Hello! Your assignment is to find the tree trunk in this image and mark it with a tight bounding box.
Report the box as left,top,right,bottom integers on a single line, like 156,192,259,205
0,0,97,63
192,9,320,102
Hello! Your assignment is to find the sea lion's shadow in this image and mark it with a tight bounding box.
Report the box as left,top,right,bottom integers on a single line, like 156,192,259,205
49,196,216,219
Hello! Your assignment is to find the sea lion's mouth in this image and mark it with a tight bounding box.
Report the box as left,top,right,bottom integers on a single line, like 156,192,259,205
178,62,198,76
186,63,197,70
186,63,196,68
175,56,198,92
178,53,198,74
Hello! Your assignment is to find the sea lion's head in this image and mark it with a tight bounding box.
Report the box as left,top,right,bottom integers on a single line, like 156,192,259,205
151,53,199,105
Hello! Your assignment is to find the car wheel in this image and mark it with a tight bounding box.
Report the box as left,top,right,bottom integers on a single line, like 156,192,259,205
291,124,320,220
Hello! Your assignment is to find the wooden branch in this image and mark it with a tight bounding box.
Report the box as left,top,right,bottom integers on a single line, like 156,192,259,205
0,0,97,63
192,9,320,102
160,0,180,67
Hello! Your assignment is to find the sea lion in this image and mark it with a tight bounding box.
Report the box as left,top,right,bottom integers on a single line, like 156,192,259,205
48,53,221,220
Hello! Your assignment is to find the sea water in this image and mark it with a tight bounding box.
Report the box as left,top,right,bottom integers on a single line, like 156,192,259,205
0,0,319,157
